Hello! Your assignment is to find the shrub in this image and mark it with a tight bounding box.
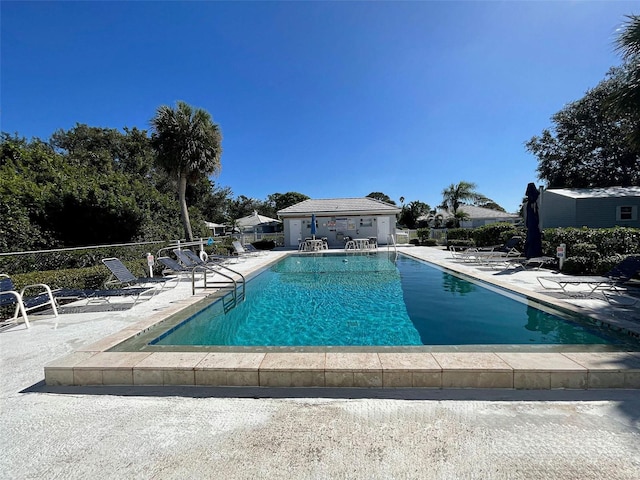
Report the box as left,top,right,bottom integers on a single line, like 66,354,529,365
569,243,600,261
0,242,168,276
416,228,430,241
252,240,275,250
561,257,592,275
472,223,523,248
543,227,640,257
447,239,475,248
421,239,438,246
446,228,473,241
595,254,626,275
409,239,420,246
11,265,110,291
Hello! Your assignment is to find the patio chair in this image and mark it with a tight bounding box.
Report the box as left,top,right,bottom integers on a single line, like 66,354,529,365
537,255,640,294
241,243,269,256
101,258,178,300
51,287,162,311
1,274,58,329
185,248,241,266
157,256,198,276
232,241,260,257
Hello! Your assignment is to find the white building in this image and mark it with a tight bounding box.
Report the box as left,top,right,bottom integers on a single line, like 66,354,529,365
278,198,401,248
427,205,520,228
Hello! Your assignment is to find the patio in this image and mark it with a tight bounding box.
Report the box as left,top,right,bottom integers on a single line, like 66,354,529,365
2,246,640,478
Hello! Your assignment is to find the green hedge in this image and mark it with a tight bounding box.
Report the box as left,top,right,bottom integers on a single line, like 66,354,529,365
0,242,168,276
8,258,155,291
251,240,276,250
542,227,640,256
471,223,523,248
447,239,475,248
446,228,474,241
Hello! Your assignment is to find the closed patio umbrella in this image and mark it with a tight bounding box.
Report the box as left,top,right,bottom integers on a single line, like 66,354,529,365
524,183,542,258
310,214,317,239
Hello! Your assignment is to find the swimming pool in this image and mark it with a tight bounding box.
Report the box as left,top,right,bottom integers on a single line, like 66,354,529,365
148,253,637,348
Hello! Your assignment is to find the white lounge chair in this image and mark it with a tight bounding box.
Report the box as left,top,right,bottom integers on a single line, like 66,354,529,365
0,274,58,329
537,256,640,294
232,241,261,257
101,258,178,302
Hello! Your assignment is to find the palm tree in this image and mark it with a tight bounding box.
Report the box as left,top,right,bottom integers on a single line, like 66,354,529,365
151,101,223,241
613,14,640,145
440,181,480,218
615,14,640,62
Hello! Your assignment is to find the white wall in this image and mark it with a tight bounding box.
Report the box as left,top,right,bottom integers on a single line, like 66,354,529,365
282,214,397,248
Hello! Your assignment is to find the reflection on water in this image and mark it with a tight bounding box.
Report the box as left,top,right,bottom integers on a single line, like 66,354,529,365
525,307,555,334
441,272,476,296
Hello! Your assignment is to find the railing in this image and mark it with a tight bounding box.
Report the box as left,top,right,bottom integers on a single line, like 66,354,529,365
168,241,246,305
199,263,246,312
387,234,398,262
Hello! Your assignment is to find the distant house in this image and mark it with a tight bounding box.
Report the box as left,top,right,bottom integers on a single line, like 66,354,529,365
234,211,281,234
539,186,640,229
277,197,401,248
424,205,520,229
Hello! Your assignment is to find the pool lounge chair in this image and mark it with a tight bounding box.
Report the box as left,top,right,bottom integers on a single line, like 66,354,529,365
101,257,178,300
157,256,202,277
183,248,240,266
454,247,523,266
537,255,640,294
450,237,519,261
241,243,270,256
232,241,261,257
1,274,58,329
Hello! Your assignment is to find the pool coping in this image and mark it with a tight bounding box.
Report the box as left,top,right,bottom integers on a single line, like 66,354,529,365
44,249,640,390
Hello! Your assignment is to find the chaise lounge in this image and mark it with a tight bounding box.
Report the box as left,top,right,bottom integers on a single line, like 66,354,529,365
0,274,58,329
537,255,640,295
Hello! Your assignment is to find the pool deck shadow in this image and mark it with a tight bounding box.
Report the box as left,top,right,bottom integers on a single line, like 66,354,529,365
41,247,640,391
22,379,640,403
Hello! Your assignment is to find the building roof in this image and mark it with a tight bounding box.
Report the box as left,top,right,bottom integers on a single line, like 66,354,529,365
278,197,401,216
429,204,519,220
546,186,640,199
235,211,281,228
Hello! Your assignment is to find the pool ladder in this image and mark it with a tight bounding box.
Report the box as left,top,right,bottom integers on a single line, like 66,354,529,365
387,234,398,263
199,263,246,313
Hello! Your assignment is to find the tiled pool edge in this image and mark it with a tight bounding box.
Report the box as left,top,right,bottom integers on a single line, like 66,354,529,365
45,350,640,389
44,249,640,390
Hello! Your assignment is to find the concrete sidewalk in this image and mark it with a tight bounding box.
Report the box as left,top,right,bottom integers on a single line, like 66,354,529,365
2,248,640,479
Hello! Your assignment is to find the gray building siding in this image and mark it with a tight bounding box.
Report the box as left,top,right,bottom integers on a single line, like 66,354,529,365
540,192,576,228
576,197,640,228
540,189,640,228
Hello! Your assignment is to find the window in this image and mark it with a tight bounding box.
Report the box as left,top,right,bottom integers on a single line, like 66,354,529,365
617,206,638,221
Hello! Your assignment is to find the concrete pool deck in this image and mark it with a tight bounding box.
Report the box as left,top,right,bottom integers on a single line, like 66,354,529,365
3,246,640,479
40,247,640,390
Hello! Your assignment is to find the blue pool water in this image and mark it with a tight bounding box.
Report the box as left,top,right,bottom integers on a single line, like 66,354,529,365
152,253,634,347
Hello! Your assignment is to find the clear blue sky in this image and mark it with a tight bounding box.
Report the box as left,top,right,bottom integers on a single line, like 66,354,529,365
2,1,636,213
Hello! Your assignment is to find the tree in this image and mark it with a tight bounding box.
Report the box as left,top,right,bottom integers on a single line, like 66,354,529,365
473,194,506,212
440,181,480,216
398,200,430,229
612,14,640,146
267,192,310,215
228,195,262,222
150,101,223,241
425,211,444,228
526,67,640,188
366,192,396,205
